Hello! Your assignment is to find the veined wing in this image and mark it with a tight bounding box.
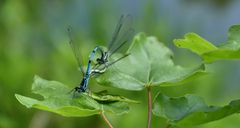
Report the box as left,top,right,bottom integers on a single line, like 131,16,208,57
67,26,85,76
108,15,134,56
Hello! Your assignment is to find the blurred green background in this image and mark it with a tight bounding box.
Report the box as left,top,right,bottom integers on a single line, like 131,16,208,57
1,0,240,128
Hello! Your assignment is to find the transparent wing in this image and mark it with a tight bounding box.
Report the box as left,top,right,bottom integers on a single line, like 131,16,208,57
108,15,134,56
107,53,130,67
67,26,85,76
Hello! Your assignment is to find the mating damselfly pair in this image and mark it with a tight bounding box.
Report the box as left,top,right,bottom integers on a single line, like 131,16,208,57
68,15,134,95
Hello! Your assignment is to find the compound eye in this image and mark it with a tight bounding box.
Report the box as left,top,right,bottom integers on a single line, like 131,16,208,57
96,58,100,62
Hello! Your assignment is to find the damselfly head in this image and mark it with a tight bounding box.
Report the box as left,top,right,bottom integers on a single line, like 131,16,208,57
68,86,82,98
96,58,103,64
74,86,86,93
96,57,108,65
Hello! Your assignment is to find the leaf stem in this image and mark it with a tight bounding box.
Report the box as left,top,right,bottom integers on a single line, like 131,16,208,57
166,124,171,128
165,120,171,128
147,86,152,128
100,111,113,128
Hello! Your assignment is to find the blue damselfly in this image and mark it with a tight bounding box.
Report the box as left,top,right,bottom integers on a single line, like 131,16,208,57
67,27,99,93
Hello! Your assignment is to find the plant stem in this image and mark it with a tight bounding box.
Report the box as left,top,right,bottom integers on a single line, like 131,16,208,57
166,124,171,128
165,120,172,128
100,111,113,128
147,86,152,128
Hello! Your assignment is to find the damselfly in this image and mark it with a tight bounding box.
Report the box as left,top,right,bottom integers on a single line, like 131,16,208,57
91,15,134,75
67,14,134,94
67,27,99,94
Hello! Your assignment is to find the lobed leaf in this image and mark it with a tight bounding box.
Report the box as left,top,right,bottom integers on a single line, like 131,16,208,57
152,93,240,127
96,33,206,90
174,25,240,63
15,75,138,117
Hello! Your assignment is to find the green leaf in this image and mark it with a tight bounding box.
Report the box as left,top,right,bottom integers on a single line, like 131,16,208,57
15,94,99,117
153,93,240,127
96,33,206,91
90,90,140,103
174,25,240,63
174,33,218,55
15,75,138,117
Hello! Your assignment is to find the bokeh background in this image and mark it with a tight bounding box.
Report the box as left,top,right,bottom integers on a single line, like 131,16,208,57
1,0,240,128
